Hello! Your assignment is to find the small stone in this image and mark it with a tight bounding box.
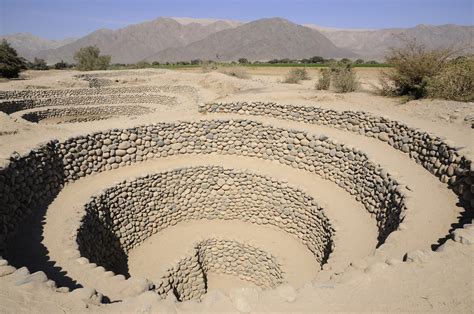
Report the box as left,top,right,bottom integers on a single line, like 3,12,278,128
171,143,182,150
118,142,131,150
0,265,16,277
378,132,389,142
115,149,127,156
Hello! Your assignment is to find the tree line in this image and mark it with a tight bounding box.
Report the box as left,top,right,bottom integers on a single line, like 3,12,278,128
0,40,111,78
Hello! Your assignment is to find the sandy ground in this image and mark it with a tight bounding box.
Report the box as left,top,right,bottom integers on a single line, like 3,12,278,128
0,68,473,313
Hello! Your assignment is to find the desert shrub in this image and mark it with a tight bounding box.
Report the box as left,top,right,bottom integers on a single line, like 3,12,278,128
283,68,310,84
220,67,250,79
426,56,474,101
74,46,111,71
326,62,359,93
354,59,365,64
28,58,49,70
333,68,359,92
135,61,151,69
238,58,249,64
381,40,453,99
316,68,331,90
0,39,27,78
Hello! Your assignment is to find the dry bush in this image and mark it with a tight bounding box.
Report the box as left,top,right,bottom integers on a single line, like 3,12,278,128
426,56,474,102
201,61,218,73
332,68,359,93
381,40,454,99
316,68,331,90
283,68,310,83
328,62,359,93
219,67,250,79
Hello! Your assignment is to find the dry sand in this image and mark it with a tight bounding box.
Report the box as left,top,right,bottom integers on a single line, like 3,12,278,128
0,67,472,313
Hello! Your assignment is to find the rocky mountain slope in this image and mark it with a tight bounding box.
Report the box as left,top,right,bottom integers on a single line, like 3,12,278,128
306,24,474,59
0,33,76,61
3,18,472,63
36,17,238,64
148,18,354,62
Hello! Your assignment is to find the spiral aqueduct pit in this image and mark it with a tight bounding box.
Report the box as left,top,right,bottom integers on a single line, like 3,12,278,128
0,69,472,312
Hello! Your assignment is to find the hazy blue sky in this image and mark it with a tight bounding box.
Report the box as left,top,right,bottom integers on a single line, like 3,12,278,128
1,0,472,39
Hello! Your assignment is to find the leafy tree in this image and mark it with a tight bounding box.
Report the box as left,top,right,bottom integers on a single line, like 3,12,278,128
54,60,72,69
0,39,27,78
309,56,326,63
73,46,111,71
238,58,249,64
354,59,365,64
151,61,161,66
190,59,201,65
28,58,49,70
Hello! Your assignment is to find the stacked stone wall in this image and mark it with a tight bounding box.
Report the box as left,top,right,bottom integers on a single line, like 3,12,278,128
0,119,406,254
21,105,153,123
200,102,473,212
155,238,283,301
76,166,333,274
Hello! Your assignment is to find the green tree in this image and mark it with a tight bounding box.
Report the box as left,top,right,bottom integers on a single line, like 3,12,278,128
309,56,326,63
73,46,111,71
0,39,27,78
28,58,49,70
238,58,249,64
354,59,365,64
54,60,71,69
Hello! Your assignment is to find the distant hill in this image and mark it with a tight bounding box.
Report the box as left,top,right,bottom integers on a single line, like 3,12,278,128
306,24,474,60
170,17,243,28
36,17,238,64
148,18,355,62
2,18,472,64
0,33,76,61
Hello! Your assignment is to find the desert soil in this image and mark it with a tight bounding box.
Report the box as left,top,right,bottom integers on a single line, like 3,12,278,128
0,67,472,313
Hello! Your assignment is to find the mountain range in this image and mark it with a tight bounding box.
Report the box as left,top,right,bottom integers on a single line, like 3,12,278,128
2,17,472,64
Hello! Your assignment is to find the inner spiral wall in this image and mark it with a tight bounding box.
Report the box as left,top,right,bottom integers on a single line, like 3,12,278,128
76,166,334,276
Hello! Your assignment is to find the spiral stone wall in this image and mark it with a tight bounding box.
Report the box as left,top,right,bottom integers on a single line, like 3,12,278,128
0,119,407,256
76,166,334,274
20,105,153,123
0,85,198,100
154,238,284,301
0,94,176,114
200,102,474,211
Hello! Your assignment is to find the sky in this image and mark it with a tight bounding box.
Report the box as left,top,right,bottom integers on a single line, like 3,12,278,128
0,0,472,40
